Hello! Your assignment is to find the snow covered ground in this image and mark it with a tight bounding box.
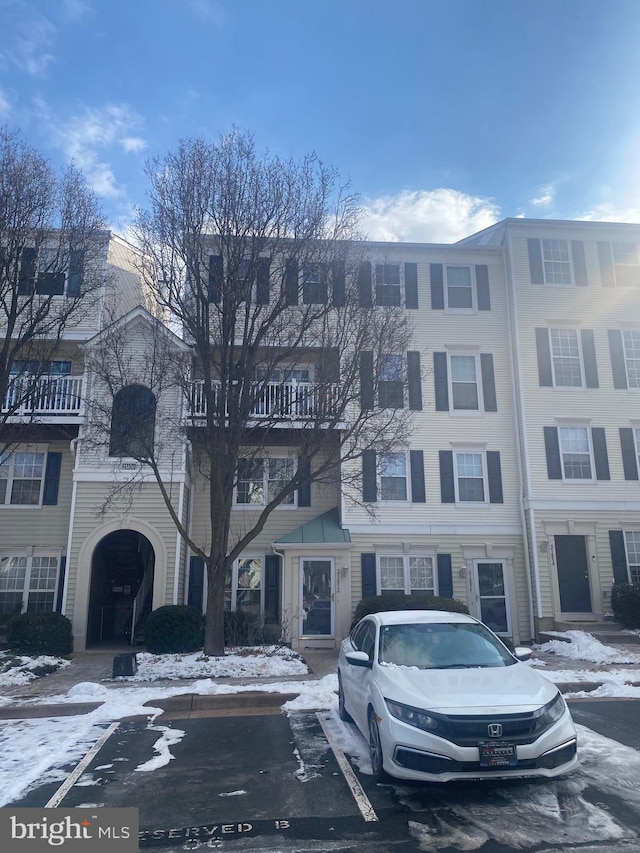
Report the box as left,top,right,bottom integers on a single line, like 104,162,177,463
0,632,639,808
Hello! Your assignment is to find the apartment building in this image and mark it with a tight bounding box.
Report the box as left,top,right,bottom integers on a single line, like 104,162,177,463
1,219,638,651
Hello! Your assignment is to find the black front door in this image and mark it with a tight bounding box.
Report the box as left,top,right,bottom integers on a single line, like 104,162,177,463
555,535,592,613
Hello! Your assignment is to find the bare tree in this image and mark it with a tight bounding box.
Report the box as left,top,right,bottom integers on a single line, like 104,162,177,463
89,129,414,656
0,127,107,450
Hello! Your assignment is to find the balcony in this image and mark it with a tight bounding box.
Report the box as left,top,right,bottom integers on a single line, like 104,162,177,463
188,380,343,425
2,375,84,420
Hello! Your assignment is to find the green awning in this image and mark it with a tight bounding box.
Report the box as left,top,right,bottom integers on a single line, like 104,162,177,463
277,507,351,544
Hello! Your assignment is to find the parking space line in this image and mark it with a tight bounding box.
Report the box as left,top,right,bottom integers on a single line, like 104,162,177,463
316,712,378,823
45,722,120,808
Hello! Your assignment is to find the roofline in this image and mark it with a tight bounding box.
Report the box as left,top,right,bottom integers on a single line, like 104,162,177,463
82,304,190,352
459,216,640,244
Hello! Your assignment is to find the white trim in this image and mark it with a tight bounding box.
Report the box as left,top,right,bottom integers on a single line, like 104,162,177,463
526,498,640,512
447,351,483,414
444,264,477,312
347,522,522,535
376,552,436,596
472,558,510,635
453,448,489,506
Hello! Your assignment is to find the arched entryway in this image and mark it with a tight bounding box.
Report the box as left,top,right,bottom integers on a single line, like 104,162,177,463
86,530,155,647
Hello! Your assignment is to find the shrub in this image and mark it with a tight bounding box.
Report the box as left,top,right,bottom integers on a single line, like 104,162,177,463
224,610,280,647
352,593,469,626
611,582,640,629
7,611,73,656
143,605,204,654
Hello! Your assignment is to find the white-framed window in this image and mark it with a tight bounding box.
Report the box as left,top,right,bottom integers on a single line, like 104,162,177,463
634,429,640,473
0,451,45,505
0,555,59,614
302,262,329,305
445,265,475,310
378,554,435,595
612,242,640,287
225,556,262,612
542,239,573,285
375,263,402,307
378,453,408,501
235,456,296,506
449,353,480,411
622,330,640,388
558,425,593,480
454,451,486,503
624,532,640,583
550,328,583,387
10,360,72,376
378,354,404,408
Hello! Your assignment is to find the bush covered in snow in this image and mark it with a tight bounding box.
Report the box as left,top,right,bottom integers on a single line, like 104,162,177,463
612,582,640,629
7,612,73,656
143,605,204,653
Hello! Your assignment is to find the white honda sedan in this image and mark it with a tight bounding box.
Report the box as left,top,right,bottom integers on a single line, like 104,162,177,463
337,610,578,783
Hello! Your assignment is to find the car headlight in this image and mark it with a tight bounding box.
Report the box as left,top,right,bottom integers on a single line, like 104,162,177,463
537,692,566,726
385,699,440,733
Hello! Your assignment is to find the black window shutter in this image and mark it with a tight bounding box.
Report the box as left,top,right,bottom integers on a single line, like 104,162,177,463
358,261,372,307
285,259,299,305
437,554,453,598
581,329,599,388
404,262,418,309
434,352,449,411
407,351,422,411
256,257,271,304
620,428,639,480
487,451,503,503
67,249,84,297
544,427,562,479
208,254,223,303
476,265,491,310
609,531,629,584
331,260,346,306
409,449,426,503
480,353,497,412
360,351,374,410
592,427,610,480
598,242,615,287
187,556,205,611
439,450,455,503
430,263,444,309
361,553,377,599
42,452,62,505
535,328,553,387
18,247,36,295
264,554,280,623
297,455,311,507
527,238,544,284
608,329,628,389
571,241,588,286
362,450,377,502
55,556,66,613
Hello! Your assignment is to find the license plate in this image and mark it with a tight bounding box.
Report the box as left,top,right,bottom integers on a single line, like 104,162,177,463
479,742,517,768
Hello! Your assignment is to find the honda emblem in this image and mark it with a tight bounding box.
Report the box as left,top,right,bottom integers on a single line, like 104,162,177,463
488,723,503,738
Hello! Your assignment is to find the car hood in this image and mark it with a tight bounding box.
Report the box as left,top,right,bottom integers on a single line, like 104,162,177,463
375,662,558,714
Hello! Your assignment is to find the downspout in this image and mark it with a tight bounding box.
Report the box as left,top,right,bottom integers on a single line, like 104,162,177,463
61,436,80,617
504,231,542,639
271,543,289,640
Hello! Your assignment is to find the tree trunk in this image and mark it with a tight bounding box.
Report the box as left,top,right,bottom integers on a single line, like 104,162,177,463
203,561,227,656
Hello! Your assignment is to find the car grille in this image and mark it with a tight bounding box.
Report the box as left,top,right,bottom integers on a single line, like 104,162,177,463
431,710,556,746
395,740,577,775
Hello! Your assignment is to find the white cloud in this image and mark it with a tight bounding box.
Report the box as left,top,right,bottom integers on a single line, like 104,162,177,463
0,87,10,116
2,10,56,77
530,183,556,208
360,188,501,243
37,101,146,200
574,202,640,224
60,0,92,20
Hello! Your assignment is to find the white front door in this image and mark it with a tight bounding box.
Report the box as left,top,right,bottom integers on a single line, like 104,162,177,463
300,558,334,637
473,560,510,635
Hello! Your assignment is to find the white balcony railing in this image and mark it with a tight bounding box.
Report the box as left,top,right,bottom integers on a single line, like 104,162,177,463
189,380,341,421
2,375,83,417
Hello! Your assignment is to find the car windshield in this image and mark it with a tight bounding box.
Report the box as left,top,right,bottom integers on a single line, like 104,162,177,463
379,622,516,669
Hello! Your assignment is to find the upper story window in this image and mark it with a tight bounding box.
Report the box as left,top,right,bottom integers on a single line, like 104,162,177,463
10,360,72,376
434,351,497,413
16,247,84,297
379,453,408,501
622,330,640,388
446,266,474,309
550,328,583,387
558,426,593,480
375,264,401,307
378,555,435,596
109,385,156,458
455,451,486,502
449,354,479,410
542,239,572,285
302,263,329,305
378,354,404,408
0,452,44,505
235,457,295,507
612,242,640,287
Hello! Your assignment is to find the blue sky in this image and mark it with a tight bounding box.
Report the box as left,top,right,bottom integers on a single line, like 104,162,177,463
2,0,640,241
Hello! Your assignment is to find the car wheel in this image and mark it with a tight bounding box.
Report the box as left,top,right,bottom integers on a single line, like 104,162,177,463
368,710,390,782
337,673,353,722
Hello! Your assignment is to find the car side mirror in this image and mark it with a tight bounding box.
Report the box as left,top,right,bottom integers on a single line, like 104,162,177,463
345,650,372,668
514,646,532,662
